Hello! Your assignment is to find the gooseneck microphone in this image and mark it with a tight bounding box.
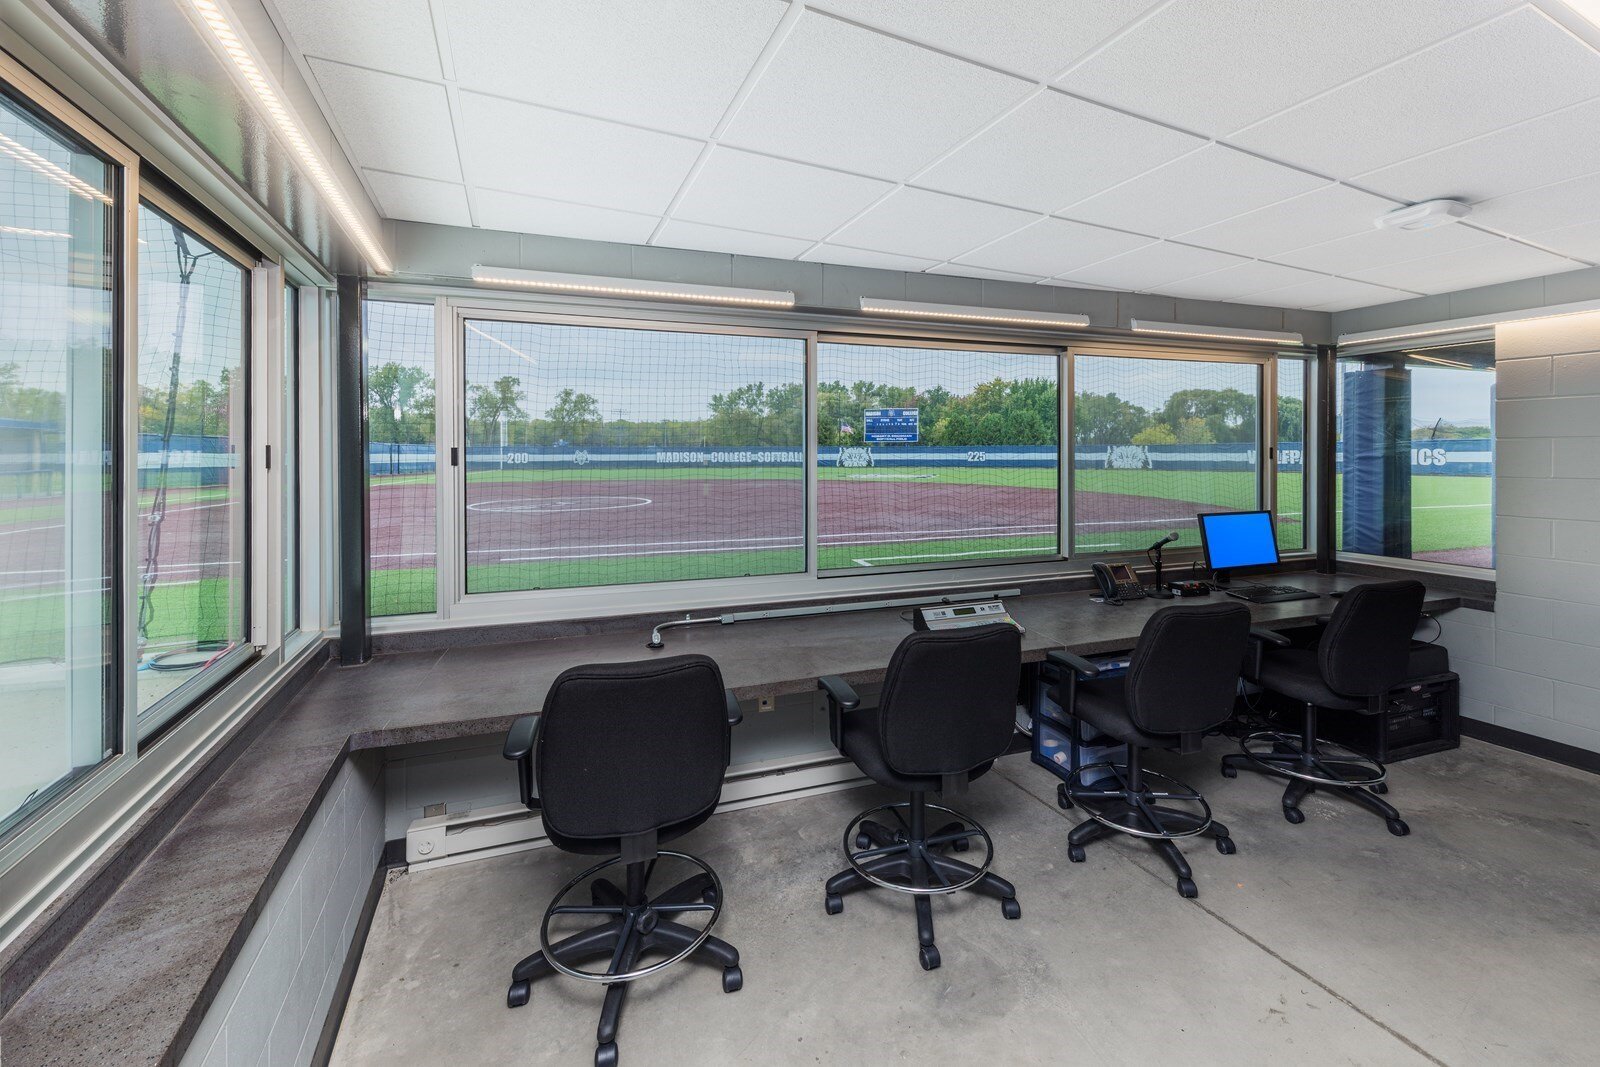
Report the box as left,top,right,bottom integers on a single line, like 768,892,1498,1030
1146,532,1179,599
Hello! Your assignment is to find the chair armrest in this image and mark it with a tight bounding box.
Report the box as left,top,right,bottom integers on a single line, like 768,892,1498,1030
1245,628,1291,684
1316,614,1333,625
817,675,861,711
1249,627,1291,647
502,714,539,761
502,715,541,812
1047,649,1102,678
725,689,744,726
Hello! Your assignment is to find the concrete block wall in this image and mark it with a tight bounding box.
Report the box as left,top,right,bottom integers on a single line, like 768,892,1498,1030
1433,311,1600,752
180,753,384,1067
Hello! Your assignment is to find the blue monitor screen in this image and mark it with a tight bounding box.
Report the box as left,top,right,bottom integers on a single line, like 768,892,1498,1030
1198,511,1280,570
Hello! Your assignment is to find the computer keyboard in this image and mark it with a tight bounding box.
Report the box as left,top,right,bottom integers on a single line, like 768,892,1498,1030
1224,584,1321,604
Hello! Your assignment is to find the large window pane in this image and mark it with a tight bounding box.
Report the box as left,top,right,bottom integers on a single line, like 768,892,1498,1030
282,285,299,633
364,300,435,616
1336,341,1494,568
136,204,248,728
1276,356,1307,552
817,343,1059,571
0,91,117,833
1072,355,1259,555
462,321,804,591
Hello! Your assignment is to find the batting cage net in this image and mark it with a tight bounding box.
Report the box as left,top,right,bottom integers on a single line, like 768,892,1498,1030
451,320,805,592
364,299,437,617
816,342,1059,571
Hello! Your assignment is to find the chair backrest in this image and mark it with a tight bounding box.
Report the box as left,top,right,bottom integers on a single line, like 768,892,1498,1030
535,654,730,841
1125,602,1253,735
876,624,1021,776
1319,580,1426,697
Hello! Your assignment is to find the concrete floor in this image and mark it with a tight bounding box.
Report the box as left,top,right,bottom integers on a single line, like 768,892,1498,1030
334,738,1600,1065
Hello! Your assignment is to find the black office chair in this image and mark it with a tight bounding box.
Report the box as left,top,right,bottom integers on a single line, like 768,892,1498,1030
1048,602,1253,898
501,655,744,1067
1222,580,1425,836
817,624,1023,971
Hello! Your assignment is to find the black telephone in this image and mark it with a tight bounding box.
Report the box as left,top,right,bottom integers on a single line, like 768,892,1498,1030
1091,561,1145,604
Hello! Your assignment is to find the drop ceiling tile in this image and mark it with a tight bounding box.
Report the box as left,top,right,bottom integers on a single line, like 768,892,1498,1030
365,170,472,227
1061,241,1249,291
916,90,1204,213
829,188,1037,262
953,217,1154,277
809,0,1164,82
1158,260,1332,303
653,220,813,259
1232,7,1600,179
473,188,659,244
1275,224,1499,276
308,60,461,181
1174,185,1397,258
673,148,892,240
1245,275,1420,312
720,10,1033,179
926,263,1045,283
1355,98,1600,205
1471,172,1600,236
273,0,442,79
1059,144,1326,238
1348,238,1581,294
800,244,940,272
443,0,786,138
1526,221,1600,263
1057,0,1514,136
459,93,701,214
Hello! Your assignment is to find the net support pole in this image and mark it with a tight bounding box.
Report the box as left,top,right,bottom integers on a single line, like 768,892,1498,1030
336,274,370,665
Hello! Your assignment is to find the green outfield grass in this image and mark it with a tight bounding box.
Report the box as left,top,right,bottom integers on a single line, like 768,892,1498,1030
366,466,1492,616
0,578,238,664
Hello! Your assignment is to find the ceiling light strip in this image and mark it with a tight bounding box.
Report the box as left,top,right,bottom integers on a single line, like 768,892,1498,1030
1129,320,1305,345
858,298,1090,329
186,0,392,273
1407,353,1472,369
470,265,795,308
0,132,112,204
1337,298,1600,347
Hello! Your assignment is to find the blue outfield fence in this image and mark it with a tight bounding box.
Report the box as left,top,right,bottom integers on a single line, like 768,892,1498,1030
356,439,1495,478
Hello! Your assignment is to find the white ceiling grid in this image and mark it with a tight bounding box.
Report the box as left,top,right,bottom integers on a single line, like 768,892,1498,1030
264,0,1600,312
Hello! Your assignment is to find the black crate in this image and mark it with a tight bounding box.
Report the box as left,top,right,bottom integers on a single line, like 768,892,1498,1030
1261,671,1460,763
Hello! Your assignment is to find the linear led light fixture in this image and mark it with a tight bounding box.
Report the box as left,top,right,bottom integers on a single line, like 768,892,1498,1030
185,0,392,273
1337,298,1600,347
470,265,795,307
858,298,1090,329
1130,319,1304,345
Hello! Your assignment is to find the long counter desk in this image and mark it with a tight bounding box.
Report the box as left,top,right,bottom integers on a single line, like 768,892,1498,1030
0,572,1470,1065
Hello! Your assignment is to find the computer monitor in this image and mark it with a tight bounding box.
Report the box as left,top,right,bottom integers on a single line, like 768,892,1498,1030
1197,510,1280,584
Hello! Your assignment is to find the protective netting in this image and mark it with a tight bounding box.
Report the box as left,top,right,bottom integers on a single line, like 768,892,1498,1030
0,92,116,830
135,204,248,715
459,320,805,592
1277,356,1307,551
1072,354,1259,556
816,342,1059,570
365,299,436,616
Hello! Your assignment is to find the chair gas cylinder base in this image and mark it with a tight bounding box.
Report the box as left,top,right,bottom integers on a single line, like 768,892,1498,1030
1046,602,1255,899
817,625,1026,972
501,656,746,1067
1226,581,1426,840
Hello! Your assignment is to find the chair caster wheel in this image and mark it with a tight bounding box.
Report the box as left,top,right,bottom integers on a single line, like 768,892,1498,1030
951,836,971,853
722,965,743,993
1215,836,1236,855
595,1041,618,1067
1001,897,1021,920
1283,806,1305,824
824,893,843,915
1067,844,1086,863
506,980,530,1008
1372,782,1389,795
1177,878,1198,899
854,832,872,850
1387,818,1410,837
1220,763,1237,778
918,945,941,971
1057,784,1074,809
702,886,719,905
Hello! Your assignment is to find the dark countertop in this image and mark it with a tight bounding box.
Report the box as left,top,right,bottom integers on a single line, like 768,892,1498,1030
0,572,1466,1066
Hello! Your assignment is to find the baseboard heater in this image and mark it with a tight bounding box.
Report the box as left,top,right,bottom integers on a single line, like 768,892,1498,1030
406,756,868,871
